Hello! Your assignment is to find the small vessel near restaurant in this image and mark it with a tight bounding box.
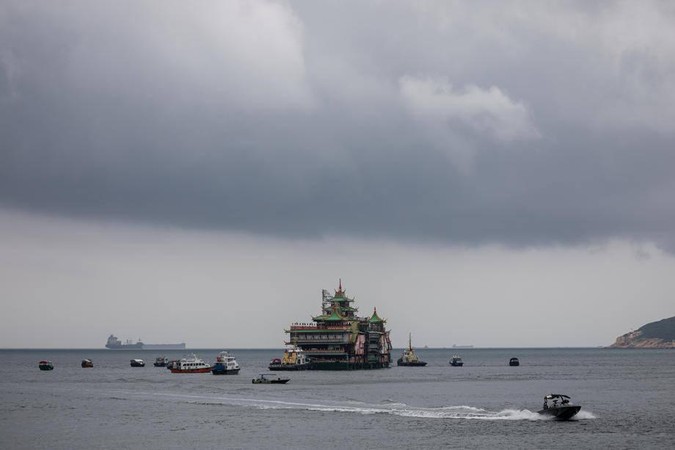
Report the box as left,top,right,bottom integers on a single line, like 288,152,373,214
397,333,427,367
130,359,145,367
252,373,290,384
268,346,310,371
38,360,54,371
509,357,520,366
211,351,240,375
538,394,581,420
169,354,212,373
153,356,168,367
81,359,93,368
449,355,464,366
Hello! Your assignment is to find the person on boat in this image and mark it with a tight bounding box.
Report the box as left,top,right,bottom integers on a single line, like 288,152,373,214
543,398,548,410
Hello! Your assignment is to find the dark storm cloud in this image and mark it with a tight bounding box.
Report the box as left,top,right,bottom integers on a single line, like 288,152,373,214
2,1,675,250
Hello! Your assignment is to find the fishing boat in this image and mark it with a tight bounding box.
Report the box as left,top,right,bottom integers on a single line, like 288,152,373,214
153,356,168,367
211,351,240,375
268,346,310,371
81,359,93,368
38,360,54,371
509,357,520,366
169,354,212,373
538,394,581,420
449,355,464,366
252,373,290,384
397,333,427,366
130,359,145,367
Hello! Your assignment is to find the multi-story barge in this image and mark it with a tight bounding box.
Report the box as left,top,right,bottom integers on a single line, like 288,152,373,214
284,281,392,370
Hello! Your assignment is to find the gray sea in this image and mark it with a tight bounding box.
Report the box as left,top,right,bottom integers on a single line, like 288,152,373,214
1,348,673,449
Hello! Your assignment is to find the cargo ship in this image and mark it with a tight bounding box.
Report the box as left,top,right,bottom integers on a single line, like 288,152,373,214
105,334,186,350
280,280,392,370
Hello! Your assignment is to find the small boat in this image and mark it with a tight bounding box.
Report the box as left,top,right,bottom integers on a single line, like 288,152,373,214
81,359,94,368
509,357,520,366
268,346,310,371
449,355,464,366
153,356,168,367
397,333,427,367
166,359,179,370
130,359,145,367
538,394,581,420
169,354,212,373
211,351,240,375
38,360,54,371
252,373,290,384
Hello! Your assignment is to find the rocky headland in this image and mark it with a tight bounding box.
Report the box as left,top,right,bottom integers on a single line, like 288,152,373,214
609,316,675,349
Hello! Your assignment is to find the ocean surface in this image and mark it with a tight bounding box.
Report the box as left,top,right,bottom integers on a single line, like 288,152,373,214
1,348,673,449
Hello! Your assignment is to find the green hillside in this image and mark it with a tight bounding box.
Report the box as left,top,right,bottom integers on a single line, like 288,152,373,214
638,316,675,341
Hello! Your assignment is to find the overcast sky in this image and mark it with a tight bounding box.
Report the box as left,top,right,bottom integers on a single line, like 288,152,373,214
1,1,674,348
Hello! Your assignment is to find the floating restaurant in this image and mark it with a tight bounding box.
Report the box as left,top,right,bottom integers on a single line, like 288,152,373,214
283,280,392,370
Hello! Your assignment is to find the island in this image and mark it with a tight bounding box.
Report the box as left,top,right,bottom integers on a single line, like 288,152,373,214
609,316,675,349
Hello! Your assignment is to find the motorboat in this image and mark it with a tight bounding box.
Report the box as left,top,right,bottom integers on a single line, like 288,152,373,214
509,357,520,366
269,346,311,371
81,359,93,368
130,359,145,367
252,373,290,384
449,355,464,366
397,333,427,367
211,351,240,375
538,394,581,420
169,354,212,373
38,360,54,371
153,356,168,367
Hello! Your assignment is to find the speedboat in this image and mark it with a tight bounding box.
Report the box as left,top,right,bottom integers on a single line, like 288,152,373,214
169,354,212,373
538,394,581,420
81,359,93,368
268,346,311,371
252,373,290,384
130,359,145,367
509,357,520,366
397,333,427,367
211,351,240,375
38,360,54,371
449,355,464,366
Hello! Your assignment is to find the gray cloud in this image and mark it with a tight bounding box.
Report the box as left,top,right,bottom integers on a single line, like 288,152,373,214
2,1,675,251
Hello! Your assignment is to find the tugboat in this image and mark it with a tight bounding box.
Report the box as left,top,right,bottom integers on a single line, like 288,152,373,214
449,355,464,366
538,394,581,420
169,354,212,373
397,333,427,366
282,280,392,370
211,351,240,375
130,359,145,367
38,360,54,371
252,373,290,384
268,346,310,371
81,359,94,368
153,356,168,367
509,357,520,366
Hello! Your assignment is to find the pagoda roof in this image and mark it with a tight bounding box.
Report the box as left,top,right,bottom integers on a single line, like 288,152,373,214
325,309,346,322
369,307,385,323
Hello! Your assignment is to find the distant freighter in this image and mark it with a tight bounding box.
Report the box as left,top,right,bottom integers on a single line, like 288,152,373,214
105,334,186,350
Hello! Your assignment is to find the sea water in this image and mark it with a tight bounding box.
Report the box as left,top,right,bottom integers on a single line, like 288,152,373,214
1,348,673,449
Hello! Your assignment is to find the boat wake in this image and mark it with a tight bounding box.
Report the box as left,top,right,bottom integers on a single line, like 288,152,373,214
148,392,595,421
